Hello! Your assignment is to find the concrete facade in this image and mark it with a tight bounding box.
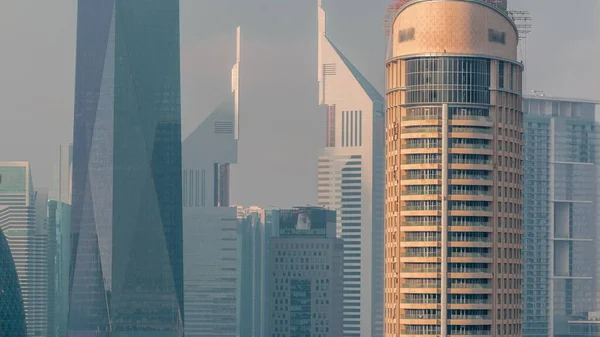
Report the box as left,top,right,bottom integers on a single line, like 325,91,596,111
385,1,523,336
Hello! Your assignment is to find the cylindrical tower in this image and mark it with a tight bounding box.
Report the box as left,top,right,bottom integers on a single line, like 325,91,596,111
385,1,523,337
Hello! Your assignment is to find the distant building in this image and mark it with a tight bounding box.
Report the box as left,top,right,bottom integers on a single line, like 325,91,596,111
182,27,241,337
317,1,385,335
0,227,27,337
0,162,48,337
268,207,343,337
47,145,72,337
69,1,185,334
522,95,600,337
238,206,274,337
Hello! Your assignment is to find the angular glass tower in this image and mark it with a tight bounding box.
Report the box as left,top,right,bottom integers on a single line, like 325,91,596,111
69,1,183,336
0,228,27,337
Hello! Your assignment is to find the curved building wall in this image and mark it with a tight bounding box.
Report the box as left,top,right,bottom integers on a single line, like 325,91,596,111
0,229,27,337
384,1,523,337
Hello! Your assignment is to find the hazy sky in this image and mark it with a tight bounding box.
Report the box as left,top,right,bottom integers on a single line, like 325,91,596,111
0,0,598,208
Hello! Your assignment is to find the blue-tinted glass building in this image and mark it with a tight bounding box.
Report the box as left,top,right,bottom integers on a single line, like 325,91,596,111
69,1,183,336
0,228,27,337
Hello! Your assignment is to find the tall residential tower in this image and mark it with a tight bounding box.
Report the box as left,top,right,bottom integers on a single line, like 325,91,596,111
69,1,184,335
317,1,385,336
182,27,241,337
385,1,523,336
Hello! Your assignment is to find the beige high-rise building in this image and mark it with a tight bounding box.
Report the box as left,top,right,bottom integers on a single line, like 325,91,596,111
384,1,523,336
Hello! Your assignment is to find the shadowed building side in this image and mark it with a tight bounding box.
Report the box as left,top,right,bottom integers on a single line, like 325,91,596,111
0,228,27,337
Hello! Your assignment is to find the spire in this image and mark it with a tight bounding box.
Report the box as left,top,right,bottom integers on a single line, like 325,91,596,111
231,27,241,140
317,0,326,104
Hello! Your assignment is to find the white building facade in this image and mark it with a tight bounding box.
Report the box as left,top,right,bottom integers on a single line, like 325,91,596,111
316,2,385,336
182,28,241,337
0,162,48,337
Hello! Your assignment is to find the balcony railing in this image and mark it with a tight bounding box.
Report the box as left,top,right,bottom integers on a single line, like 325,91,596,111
450,190,492,196
403,175,442,180
449,237,492,243
450,174,491,180
403,127,442,134
403,221,441,227
404,205,441,211
449,205,491,212
404,143,441,149
449,283,491,289
450,159,493,165
402,267,441,273
451,143,492,150
451,127,493,134
451,115,493,122
449,252,491,258
401,298,441,304
401,314,441,320
449,222,489,227
401,283,442,289
403,159,442,165
448,267,490,273
402,115,441,121
449,314,491,320
400,252,441,258
404,236,441,242
404,189,441,195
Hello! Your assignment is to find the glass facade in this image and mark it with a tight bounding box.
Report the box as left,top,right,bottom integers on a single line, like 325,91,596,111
0,229,27,337
70,1,183,335
405,57,491,104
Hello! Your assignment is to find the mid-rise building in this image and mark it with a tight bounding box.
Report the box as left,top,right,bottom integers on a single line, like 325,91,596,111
384,1,524,336
268,207,343,337
182,27,241,337
0,227,28,337
0,162,48,337
69,1,184,335
522,95,600,337
317,1,385,336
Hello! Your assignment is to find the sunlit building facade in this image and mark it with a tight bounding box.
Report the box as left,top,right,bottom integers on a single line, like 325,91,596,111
317,1,385,336
182,27,241,337
522,95,600,337
385,1,523,336
69,1,184,335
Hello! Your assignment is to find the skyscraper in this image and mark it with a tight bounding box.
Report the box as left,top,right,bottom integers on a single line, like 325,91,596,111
522,95,600,337
47,145,72,337
316,1,385,336
385,1,523,336
268,207,344,337
0,227,27,337
238,206,274,337
181,27,241,337
0,162,48,337
69,1,184,335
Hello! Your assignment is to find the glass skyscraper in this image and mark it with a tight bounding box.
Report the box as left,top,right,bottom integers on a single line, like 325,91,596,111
69,1,183,336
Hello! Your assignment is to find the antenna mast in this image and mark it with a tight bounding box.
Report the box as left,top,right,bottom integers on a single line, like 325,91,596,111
509,10,532,91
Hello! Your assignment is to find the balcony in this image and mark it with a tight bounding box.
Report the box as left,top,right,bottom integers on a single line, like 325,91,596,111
403,159,442,165
403,221,442,227
403,205,441,211
401,283,442,289
450,127,492,134
402,115,441,121
401,314,441,320
451,115,492,122
403,127,442,134
449,222,489,228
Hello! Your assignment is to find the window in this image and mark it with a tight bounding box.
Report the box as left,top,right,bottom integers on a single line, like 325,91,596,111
498,61,505,89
